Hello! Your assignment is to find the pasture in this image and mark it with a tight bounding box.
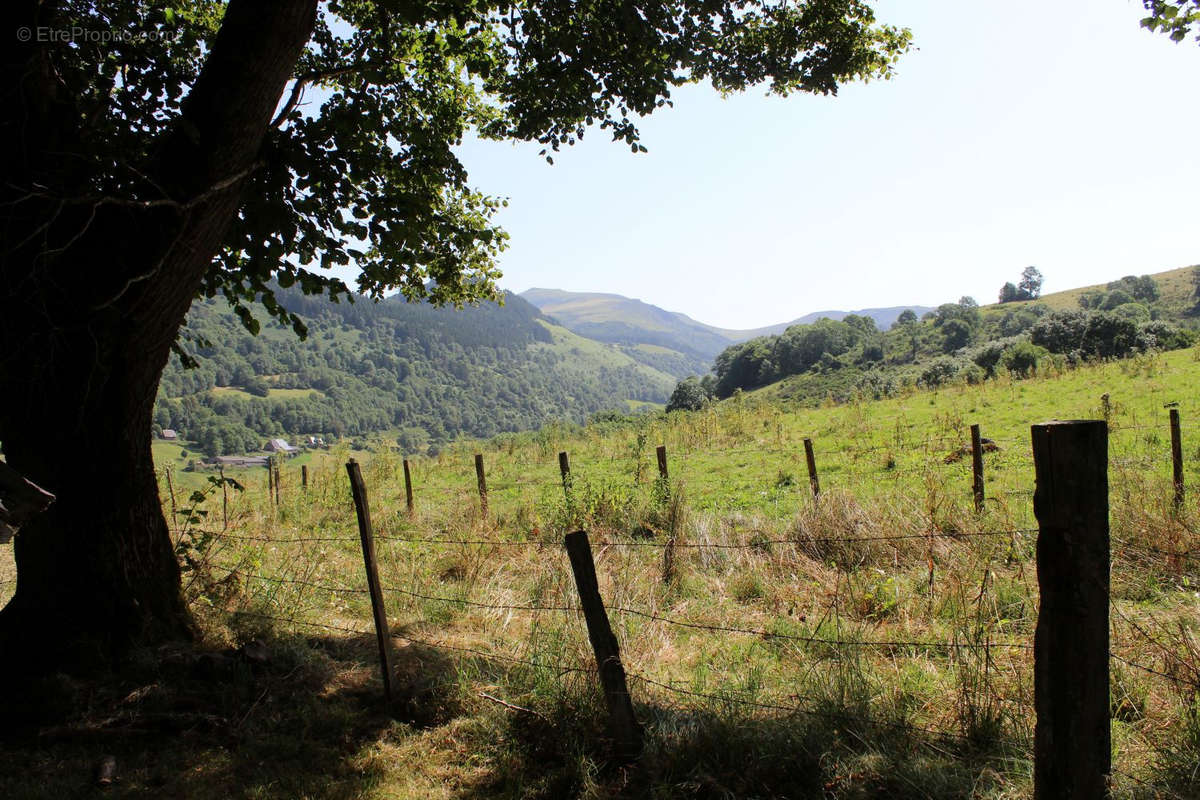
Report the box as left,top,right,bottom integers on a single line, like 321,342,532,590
3,348,1200,798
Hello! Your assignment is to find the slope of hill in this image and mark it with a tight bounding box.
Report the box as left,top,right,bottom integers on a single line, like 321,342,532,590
155,289,676,455
519,288,730,371
703,264,1199,407
1008,264,1198,314
520,287,933,375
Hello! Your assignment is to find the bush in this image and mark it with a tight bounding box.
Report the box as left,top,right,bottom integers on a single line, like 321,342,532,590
243,376,271,397
855,371,900,400
666,376,711,413
1031,310,1089,353
919,356,965,388
1113,302,1151,323
1140,321,1196,351
969,336,1025,377
1001,341,1048,377
1101,289,1135,311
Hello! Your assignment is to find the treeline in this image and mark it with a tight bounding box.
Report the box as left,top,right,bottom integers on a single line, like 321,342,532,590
669,273,1196,410
156,288,670,456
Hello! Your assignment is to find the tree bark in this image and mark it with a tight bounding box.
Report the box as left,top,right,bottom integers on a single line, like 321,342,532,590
0,0,318,675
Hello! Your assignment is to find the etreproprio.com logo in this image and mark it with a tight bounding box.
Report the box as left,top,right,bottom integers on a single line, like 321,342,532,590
17,26,182,44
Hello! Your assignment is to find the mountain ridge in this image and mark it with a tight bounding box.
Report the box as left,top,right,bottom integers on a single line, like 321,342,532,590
519,287,933,365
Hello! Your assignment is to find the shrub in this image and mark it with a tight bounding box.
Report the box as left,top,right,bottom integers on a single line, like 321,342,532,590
1113,302,1151,323
919,356,965,388
666,376,711,413
1001,341,1048,377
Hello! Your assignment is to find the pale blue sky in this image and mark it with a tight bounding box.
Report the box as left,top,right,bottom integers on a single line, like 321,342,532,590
453,1,1200,329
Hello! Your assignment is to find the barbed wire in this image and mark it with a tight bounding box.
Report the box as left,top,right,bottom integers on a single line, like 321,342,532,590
212,531,354,545
603,528,1035,550
226,608,586,674
376,534,548,548
229,609,373,636
220,568,366,596
1108,768,1192,800
610,605,1032,652
1110,651,1184,685
219,564,579,616
1110,605,1200,689
1113,538,1200,563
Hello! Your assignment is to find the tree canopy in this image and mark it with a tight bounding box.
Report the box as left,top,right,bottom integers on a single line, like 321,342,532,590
0,0,912,672
30,0,911,350
1142,0,1200,43
998,267,1043,303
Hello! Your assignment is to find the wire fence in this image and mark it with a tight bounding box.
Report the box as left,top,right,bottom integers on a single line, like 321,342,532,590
136,411,1200,795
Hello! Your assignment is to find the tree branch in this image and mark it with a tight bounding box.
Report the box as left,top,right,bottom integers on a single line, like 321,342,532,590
270,60,372,129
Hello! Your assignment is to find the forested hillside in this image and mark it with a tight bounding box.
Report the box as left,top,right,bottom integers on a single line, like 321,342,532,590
521,287,934,376
154,289,676,455
671,266,1200,409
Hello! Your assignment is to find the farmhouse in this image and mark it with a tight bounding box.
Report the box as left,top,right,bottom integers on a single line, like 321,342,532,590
265,438,299,454
160,429,178,441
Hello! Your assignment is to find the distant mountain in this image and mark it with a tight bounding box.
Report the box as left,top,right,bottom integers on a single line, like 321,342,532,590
155,288,676,455
520,288,933,371
789,307,936,331
519,289,731,370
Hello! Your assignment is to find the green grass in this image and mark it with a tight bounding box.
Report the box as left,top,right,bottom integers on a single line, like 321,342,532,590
532,320,677,393
6,348,1200,798
210,386,324,400
995,264,1198,314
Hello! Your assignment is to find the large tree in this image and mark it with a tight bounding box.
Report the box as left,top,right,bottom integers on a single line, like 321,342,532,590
0,0,908,673
1142,0,1200,44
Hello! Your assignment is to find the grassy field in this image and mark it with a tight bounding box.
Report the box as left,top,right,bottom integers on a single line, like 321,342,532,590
1004,264,1197,315
3,348,1200,798
210,386,326,400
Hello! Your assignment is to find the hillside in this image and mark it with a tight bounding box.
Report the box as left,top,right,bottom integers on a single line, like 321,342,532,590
71,346,1200,799
1007,264,1198,314
520,288,731,372
690,264,1200,408
155,288,676,455
520,286,933,373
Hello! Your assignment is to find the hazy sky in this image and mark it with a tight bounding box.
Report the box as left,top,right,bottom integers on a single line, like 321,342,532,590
453,1,1200,329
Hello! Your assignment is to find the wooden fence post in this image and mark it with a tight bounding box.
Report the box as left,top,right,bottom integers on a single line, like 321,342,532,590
219,466,229,530
164,467,177,529
1170,408,1184,515
403,458,414,515
655,445,668,483
273,460,281,506
1031,420,1109,799
970,423,985,514
803,438,820,499
266,461,274,503
346,459,394,702
559,451,572,498
564,530,644,761
475,453,488,516
301,464,308,491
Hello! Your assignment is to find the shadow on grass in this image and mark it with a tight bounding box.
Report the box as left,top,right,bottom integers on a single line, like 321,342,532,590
449,691,1034,800
0,623,461,800
4,627,1188,799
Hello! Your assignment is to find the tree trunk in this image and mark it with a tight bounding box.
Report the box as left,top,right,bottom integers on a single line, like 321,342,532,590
0,0,318,676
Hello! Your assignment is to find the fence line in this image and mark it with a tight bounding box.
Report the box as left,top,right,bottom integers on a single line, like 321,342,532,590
170,409,1200,796
1111,603,1199,687
1109,768,1192,800
603,527,1035,549
229,608,587,674
609,605,1033,652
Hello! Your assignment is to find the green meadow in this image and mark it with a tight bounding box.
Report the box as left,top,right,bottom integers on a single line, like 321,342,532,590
3,348,1200,798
